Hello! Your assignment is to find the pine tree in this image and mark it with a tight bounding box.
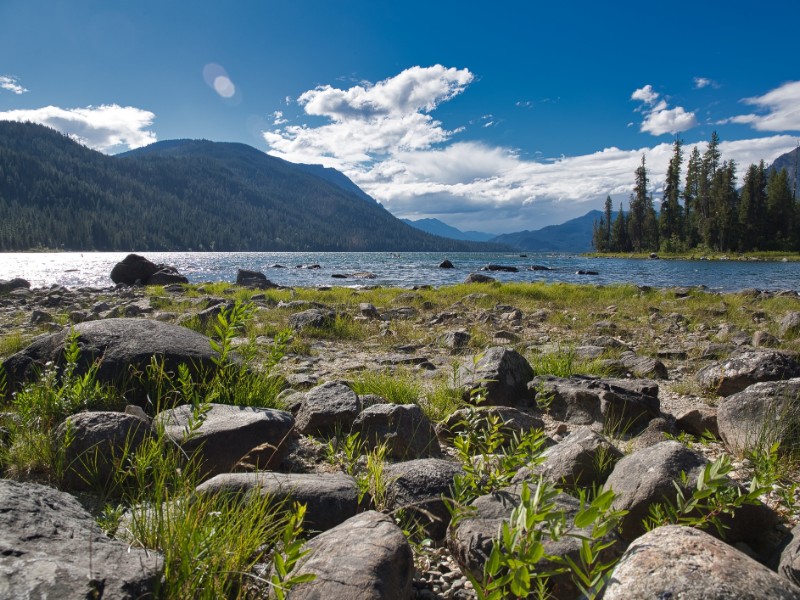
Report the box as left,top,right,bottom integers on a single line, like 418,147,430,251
683,146,702,245
659,138,683,249
737,161,767,251
766,168,795,249
611,203,629,251
709,161,738,251
627,156,649,251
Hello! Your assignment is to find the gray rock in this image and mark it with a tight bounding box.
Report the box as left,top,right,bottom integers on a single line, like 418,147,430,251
753,330,781,348
448,485,623,600
289,308,336,331
0,479,162,599
236,268,277,289
463,273,496,284
359,302,381,319
196,471,358,532
0,277,30,294
384,458,464,541
603,440,707,541
459,346,534,406
780,523,800,587
439,330,471,351
717,378,800,455
676,407,719,438
439,259,455,269
354,402,441,460
696,349,800,396
515,426,622,489
110,253,158,285
156,403,294,479
620,351,669,379
295,381,361,437
55,411,153,491
147,265,189,285
289,511,414,600
604,525,800,600
2,318,221,407
780,312,800,337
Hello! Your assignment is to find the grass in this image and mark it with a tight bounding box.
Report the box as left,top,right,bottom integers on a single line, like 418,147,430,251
351,368,422,405
528,345,612,379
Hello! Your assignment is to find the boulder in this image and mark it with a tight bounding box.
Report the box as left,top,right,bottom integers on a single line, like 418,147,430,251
603,440,707,541
780,523,800,587
384,458,464,541
55,411,153,491
354,402,441,460
288,308,336,331
0,479,162,599
696,349,800,396
439,329,471,351
480,264,518,272
1,318,221,406
439,259,455,269
604,525,800,600
619,351,669,379
448,484,623,600
780,312,800,337
295,381,361,437
676,407,720,438
289,511,414,600
196,471,358,532
0,277,30,294
531,376,660,432
110,253,159,285
459,346,534,406
717,378,800,455
463,273,496,284
236,268,277,289
514,426,622,489
147,265,189,285
156,403,295,479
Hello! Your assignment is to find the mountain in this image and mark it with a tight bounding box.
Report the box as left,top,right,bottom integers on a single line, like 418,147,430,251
0,122,501,252
489,210,603,252
401,218,495,242
768,146,800,194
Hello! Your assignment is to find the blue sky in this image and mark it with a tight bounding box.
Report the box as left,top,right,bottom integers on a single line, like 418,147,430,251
2,0,799,233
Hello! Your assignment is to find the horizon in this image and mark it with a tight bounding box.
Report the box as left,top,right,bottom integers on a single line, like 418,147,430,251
1,0,798,234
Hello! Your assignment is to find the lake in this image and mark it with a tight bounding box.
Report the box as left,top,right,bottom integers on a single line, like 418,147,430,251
1,252,799,293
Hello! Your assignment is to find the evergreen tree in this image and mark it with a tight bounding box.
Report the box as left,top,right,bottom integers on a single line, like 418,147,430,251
708,161,738,251
683,146,702,245
737,161,767,251
627,156,648,251
766,168,795,249
611,203,629,251
659,138,683,249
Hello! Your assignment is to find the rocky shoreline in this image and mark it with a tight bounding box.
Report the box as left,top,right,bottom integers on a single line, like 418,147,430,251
2,256,800,599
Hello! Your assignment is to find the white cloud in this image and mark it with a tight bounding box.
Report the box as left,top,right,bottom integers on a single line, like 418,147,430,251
693,77,717,89
0,104,156,152
271,110,287,125
0,75,28,94
723,81,800,132
631,83,697,136
631,84,659,105
641,106,698,136
263,68,796,232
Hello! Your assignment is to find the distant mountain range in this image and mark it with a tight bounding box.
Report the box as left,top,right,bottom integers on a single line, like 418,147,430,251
0,122,502,252
768,145,799,194
404,211,602,252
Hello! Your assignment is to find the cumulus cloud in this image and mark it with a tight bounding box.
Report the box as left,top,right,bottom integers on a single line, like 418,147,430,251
631,83,697,136
0,75,28,94
722,81,800,132
263,68,795,232
693,77,717,89
0,104,156,152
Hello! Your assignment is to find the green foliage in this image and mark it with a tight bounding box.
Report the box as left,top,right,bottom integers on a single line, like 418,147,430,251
528,345,610,379
269,503,316,600
351,369,421,405
644,455,768,537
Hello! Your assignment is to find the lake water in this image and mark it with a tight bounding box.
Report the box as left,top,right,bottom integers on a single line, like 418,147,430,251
1,252,799,293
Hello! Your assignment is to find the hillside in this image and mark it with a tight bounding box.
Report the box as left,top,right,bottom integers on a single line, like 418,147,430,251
768,145,800,195
401,218,495,242
0,122,498,252
489,210,602,252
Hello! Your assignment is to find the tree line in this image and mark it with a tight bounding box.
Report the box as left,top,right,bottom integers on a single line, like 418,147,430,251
592,133,799,253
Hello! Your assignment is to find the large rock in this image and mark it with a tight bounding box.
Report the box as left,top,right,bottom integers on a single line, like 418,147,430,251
289,511,414,600
236,268,277,289
110,253,159,285
780,523,800,587
289,308,336,331
55,411,153,491
0,277,30,294
384,458,463,541
0,479,162,599
196,471,358,532
604,525,800,600
531,376,660,432
514,426,622,489
156,403,295,479
459,346,535,406
1,318,221,406
448,484,623,600
463,273,496,284
780,312,800,337
696,349,800,396
295,381,361,437
147,265,188,285
717,378,800,454
354,402,441,460
603,440,707,541
620,351,669,379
